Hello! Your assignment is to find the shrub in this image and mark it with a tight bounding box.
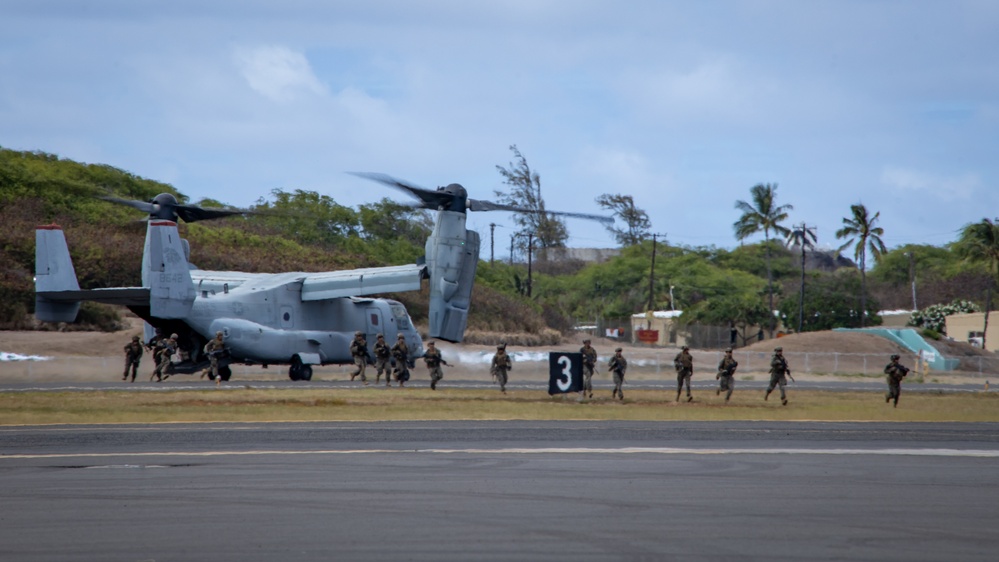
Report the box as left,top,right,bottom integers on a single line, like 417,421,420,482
908,300,980,334
921,328,941,340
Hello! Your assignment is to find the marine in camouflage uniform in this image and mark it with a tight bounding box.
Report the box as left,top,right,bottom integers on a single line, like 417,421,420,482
147,329,167,371
884,354,909,408
373,334,392,386
608,347,627,400
673,345,694,402
349,331,369,385
423,341,448,390
152,334,178,382
391,334,410,387
122,335,143,382
203,331,226,386
764,346,791,405
716,348,738,402
490,343,512,393
580,339,597,399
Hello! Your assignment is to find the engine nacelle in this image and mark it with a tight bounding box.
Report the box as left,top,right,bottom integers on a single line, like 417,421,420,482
425,210,480,342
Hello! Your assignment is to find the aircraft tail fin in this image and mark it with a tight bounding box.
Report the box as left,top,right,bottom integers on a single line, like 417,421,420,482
426,211,479,342
34,225,82,322
142,220,196,318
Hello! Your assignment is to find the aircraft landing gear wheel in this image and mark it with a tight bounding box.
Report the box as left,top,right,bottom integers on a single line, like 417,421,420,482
289,356,303,381
219,365,232,382
300,364,313,381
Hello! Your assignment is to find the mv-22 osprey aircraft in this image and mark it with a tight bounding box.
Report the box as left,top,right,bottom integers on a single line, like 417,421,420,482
34,174,611,381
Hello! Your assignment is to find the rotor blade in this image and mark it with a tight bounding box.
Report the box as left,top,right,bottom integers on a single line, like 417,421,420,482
468,198,614,225
173,205,254,223
349,172,454,210
101,196,157,214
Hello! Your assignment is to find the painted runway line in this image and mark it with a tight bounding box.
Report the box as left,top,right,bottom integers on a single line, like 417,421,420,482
3,446,998,460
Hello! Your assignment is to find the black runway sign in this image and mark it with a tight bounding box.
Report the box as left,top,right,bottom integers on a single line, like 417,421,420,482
548,352,582,395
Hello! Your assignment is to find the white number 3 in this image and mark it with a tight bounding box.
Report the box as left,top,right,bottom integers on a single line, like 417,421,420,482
556,355,572,391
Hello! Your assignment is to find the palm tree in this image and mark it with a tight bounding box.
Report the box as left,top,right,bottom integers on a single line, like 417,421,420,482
954,218,999,348
835,203,887,327
733,183,792,337
785,223,817,333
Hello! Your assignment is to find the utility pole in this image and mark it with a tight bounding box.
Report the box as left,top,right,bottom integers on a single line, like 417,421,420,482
489,223,499,264
905,251,917,310
647,233,666,311
527,232,534,298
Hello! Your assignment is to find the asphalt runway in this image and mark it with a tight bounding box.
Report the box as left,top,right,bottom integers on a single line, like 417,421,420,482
1,421,997,561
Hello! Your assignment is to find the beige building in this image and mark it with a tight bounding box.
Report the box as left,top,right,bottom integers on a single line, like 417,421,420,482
630,310,687,347
945,312,997,352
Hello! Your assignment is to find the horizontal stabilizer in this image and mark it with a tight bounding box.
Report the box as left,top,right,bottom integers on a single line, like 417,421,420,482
37,287,150,307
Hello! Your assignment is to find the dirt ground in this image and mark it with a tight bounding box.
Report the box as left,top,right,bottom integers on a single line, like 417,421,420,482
1,314,994,384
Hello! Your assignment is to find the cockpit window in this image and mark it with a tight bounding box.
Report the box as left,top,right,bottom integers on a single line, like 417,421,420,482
390,303,413,330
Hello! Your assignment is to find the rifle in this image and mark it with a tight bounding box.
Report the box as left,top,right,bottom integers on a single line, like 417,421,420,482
776,356,794,383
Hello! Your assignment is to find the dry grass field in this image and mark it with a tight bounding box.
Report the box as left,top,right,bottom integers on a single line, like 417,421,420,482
1,388,996,425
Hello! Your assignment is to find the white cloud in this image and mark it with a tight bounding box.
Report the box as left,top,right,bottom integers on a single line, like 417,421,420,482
233,45,327,102
881,167,980,200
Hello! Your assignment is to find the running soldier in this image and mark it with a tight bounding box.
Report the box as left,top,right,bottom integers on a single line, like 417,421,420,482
349,331,369,385
146,328,167,372
391,333,410,387
580,339,597,399
203,331,226,386
490,343,512,393
424,341,449,390
608,347,627,400
884,354,909,408
122,335,143,382
674,345,694,402
373,334,392,386
151,333,178,382
764,346,793,405
716,348,738,402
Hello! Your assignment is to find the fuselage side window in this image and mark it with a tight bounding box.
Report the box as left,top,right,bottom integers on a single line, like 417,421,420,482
390,303,412,330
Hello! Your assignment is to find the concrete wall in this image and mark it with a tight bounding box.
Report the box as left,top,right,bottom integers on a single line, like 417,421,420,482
879,311,914,328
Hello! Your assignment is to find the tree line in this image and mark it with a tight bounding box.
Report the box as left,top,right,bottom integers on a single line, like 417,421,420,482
1,145,995,342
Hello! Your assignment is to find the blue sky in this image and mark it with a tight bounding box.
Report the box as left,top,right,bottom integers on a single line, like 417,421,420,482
2,0,996,251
